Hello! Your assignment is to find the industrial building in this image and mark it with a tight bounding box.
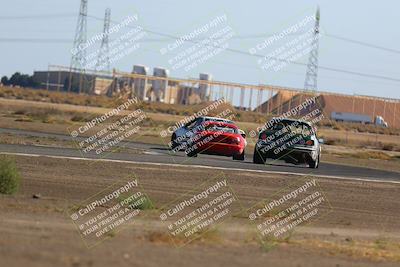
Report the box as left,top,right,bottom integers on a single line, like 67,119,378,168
32,70,112,95
33,65,212,105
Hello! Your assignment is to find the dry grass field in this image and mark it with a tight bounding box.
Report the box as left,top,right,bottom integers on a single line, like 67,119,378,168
0,154,399,267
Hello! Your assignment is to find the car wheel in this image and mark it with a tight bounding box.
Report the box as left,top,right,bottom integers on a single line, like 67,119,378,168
186,147,198,157
233,151,245,161
170,134,179,150
307,155,319,169
253,149,264,164
187,152,197,157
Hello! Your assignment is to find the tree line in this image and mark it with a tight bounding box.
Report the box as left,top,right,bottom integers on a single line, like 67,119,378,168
1,72,38,88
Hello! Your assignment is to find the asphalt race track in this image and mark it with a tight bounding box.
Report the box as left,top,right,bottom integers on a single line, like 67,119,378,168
0,128,399,182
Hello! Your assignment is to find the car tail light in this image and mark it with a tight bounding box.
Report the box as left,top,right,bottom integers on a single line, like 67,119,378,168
260,133,267,140
305,140,314,146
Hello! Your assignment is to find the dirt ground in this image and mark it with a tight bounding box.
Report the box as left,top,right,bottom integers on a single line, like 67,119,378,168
0,155,399,267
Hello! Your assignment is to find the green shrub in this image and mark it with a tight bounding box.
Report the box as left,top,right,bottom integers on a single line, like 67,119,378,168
0,156,21,194
118,194,155,210
135,195,155,210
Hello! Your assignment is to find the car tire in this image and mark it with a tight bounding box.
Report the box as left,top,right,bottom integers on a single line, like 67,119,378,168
170,134,179,150
233,151,245,161
186,147,197,157
307,155,319,169
187,152,197,157
253,149,264,164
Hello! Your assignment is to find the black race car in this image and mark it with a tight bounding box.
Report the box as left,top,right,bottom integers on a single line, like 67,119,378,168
253,118,323,168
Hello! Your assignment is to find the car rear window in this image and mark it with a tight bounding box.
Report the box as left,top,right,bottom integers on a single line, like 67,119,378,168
268,121,313,136
204,124,238,134
204,118,233,124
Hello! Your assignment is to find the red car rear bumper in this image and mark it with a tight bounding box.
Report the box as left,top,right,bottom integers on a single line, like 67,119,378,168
196,142,244,156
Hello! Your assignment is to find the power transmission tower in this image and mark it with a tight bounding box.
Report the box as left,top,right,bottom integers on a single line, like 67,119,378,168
69,0,88,93
96,8,111,72
304,6,320,92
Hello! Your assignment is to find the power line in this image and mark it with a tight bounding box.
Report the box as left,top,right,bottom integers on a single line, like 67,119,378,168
2,37,399,83
0,38,72,43
0,14,76,20
87,13,400,55
325,33,400,54
3,13,399,55
2,13,399,83
139,46,400,87
85,14,400,83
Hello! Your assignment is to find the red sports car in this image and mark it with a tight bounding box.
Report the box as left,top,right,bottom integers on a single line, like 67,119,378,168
185,121,246,160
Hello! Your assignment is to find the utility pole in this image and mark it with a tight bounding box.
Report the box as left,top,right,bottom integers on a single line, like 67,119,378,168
69,0,88,93
96,8,111,73
304,6,320,92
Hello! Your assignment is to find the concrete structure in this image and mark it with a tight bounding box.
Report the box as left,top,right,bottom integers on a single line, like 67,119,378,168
35,66,215,105
33,70,113,95
93,77,113,95
177,85,201,105
164,81,179,104
198,73,212,101
151,67,169,102
132,65,150,100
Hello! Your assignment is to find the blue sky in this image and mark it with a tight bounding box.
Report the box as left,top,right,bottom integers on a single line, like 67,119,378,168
1,0,399,99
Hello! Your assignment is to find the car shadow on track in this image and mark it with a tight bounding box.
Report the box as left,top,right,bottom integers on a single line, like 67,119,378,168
241,160,310,169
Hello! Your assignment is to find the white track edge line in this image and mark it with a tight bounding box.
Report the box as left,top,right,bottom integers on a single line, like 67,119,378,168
1,152,399,185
